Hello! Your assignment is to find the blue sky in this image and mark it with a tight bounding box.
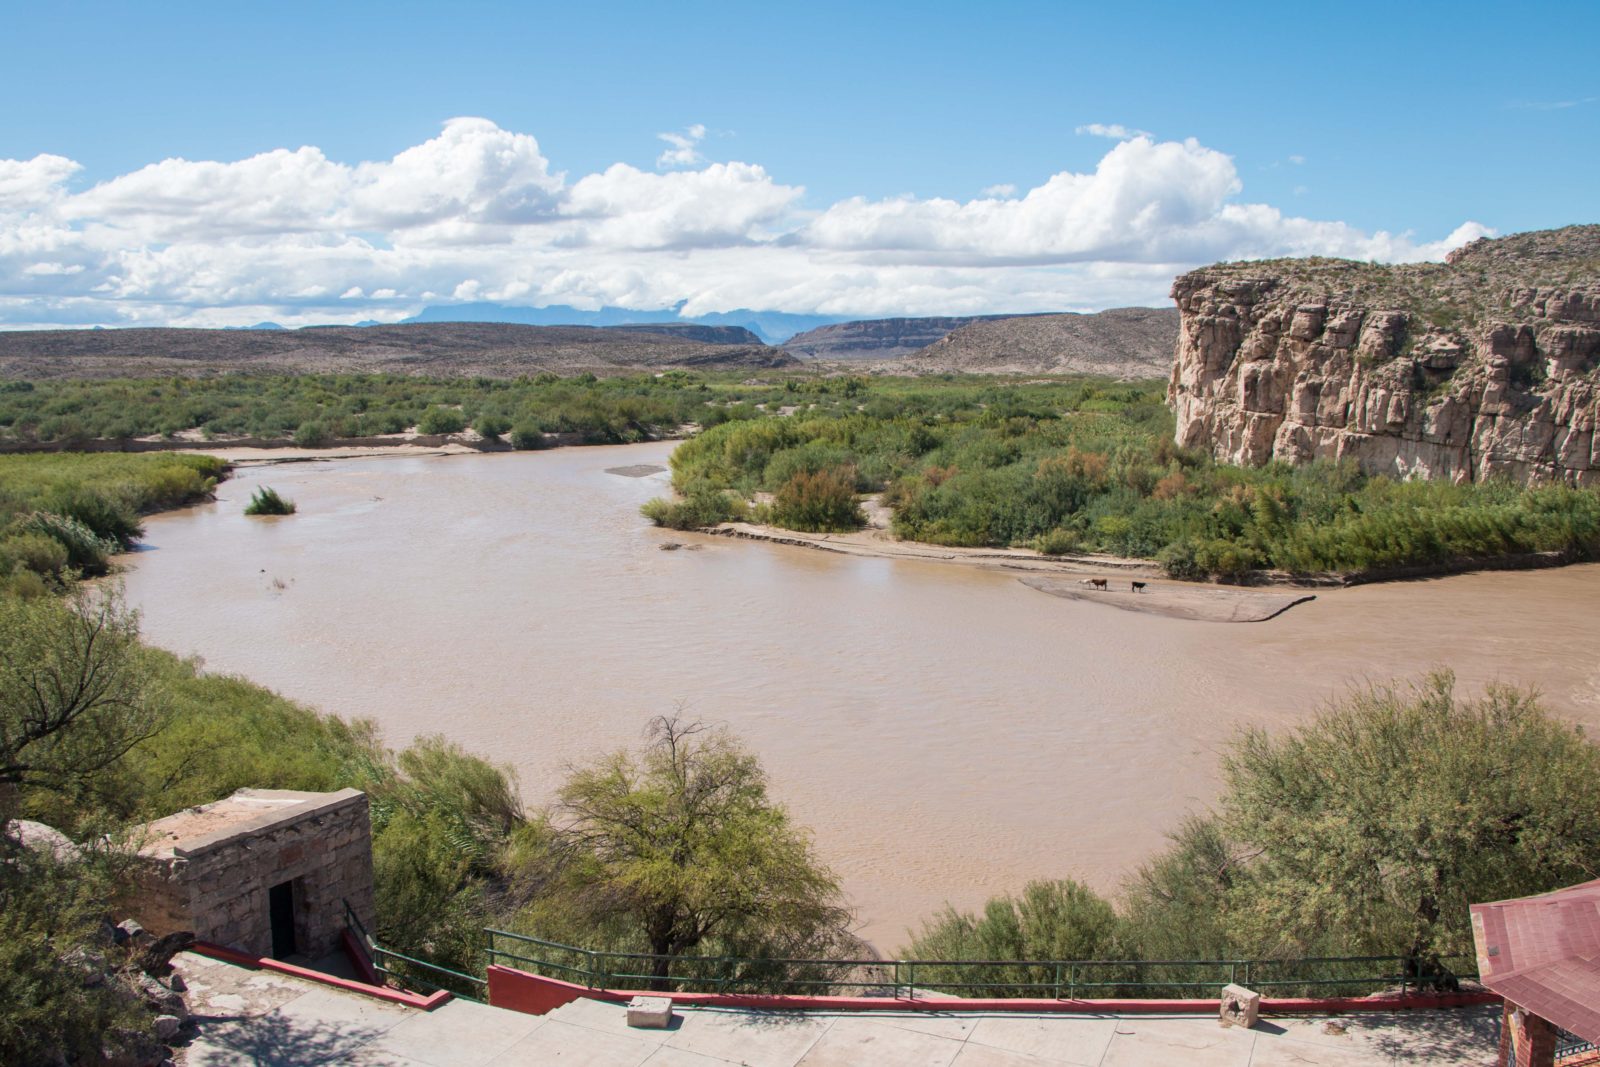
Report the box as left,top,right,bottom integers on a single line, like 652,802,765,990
2,1,1595,327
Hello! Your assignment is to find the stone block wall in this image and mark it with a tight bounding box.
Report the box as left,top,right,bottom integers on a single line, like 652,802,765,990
130,788,375,960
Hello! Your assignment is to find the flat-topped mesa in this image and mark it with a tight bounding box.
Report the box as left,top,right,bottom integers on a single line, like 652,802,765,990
1166,225,1600,486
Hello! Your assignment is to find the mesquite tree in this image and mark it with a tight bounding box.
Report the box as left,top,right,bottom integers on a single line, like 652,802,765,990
541,717,858,986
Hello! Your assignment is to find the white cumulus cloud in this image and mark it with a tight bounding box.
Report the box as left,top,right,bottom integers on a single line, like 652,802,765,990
0,118,1489,328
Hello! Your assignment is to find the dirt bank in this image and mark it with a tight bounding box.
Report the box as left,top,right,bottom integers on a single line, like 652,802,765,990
1019,575,1316,623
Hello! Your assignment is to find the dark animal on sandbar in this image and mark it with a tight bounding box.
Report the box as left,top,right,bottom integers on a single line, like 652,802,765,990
1079,577,1108,591
1131,581,1147,593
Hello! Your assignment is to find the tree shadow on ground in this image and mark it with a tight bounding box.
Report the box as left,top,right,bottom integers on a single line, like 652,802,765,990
178,1010,388,1067
1352,1006,1499,1065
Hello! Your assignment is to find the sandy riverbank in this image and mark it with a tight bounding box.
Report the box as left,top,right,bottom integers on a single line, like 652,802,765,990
704,495,1313,622
195,443,481,464
1019,575,1316,622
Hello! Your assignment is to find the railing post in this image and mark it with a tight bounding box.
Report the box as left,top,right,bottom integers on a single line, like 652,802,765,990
1068,962,1076,1000
906,961,915,1000
1054,963,1062,1000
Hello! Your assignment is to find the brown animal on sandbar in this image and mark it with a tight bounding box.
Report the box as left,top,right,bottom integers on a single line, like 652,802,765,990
1131,581,1147,593
1079,577,1108,591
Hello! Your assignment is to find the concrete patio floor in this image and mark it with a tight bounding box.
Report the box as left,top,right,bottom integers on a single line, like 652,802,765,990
171,952,1500,1066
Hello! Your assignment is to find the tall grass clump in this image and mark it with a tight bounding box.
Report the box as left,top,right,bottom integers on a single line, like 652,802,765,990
244,486,296,516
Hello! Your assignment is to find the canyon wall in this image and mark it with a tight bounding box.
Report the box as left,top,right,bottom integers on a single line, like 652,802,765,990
1168,226,1600,486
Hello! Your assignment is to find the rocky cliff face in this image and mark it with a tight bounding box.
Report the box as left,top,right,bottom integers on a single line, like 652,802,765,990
1168,226,1600,486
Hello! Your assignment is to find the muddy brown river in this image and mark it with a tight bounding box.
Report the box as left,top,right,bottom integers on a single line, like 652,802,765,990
118,442,1600,948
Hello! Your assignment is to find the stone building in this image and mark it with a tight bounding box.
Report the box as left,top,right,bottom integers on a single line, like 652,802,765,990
128,788,375,961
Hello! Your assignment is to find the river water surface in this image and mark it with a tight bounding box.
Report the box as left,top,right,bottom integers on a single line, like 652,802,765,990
119,443,1600,947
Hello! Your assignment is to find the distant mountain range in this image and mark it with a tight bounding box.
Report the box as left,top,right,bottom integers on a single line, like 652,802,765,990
3,305,1180,380
397,303,848,345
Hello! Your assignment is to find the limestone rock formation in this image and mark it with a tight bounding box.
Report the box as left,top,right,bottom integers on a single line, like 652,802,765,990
1168,226,1600,485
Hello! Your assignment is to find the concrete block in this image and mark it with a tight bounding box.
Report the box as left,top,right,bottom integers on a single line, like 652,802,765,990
1219,983,1260,1028
626,995,674,1029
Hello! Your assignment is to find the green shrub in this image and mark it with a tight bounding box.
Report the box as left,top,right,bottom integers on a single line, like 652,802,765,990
640,489,748,530
1031,527,1080,556
15,513,115,575
137,463,215,508
0,844,149,1067
1157,539,1205,580
293,420,333,447
243,486,296,516
474,414,511,442
770,466,863,533
418,407,468,435
0,531,69,579
903,880,1129,997
510,422,548,450
46,485,144,547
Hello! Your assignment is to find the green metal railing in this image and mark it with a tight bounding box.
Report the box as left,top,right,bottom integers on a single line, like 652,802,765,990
482,927,1475,1001
340,906,1475,1004
343,900,487,1002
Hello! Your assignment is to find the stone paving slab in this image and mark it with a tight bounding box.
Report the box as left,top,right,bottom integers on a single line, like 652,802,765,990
949,1043,1058,1066
169,953,1500,1067
1096,1016,1256,1067
795,1016,964,1067
366,998,545,1066
657,1009,834,1067
487,1017,662,1066
965,1015,1119,1064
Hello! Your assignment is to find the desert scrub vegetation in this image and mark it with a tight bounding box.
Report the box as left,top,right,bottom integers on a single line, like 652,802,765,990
639,488,748,530
243,485,296,515
0,369,800,448
646,375,1600,579
0,453,223,589
903,672,1600,994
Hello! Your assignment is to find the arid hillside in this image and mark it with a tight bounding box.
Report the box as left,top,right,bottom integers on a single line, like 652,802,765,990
0,322,798,379
892,307,1179,378
782,316,1024,360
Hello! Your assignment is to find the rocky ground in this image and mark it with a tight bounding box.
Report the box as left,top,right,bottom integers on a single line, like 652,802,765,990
1169,225,1600,485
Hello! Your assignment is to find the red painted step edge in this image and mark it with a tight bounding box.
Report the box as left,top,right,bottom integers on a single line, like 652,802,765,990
486,964,1499,1018
192,941,451,1010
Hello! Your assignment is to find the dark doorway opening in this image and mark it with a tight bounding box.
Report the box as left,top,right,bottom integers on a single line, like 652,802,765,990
268,880,297,958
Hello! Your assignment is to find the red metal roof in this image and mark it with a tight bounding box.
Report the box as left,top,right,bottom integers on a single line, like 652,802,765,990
1471,877,1600,1043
